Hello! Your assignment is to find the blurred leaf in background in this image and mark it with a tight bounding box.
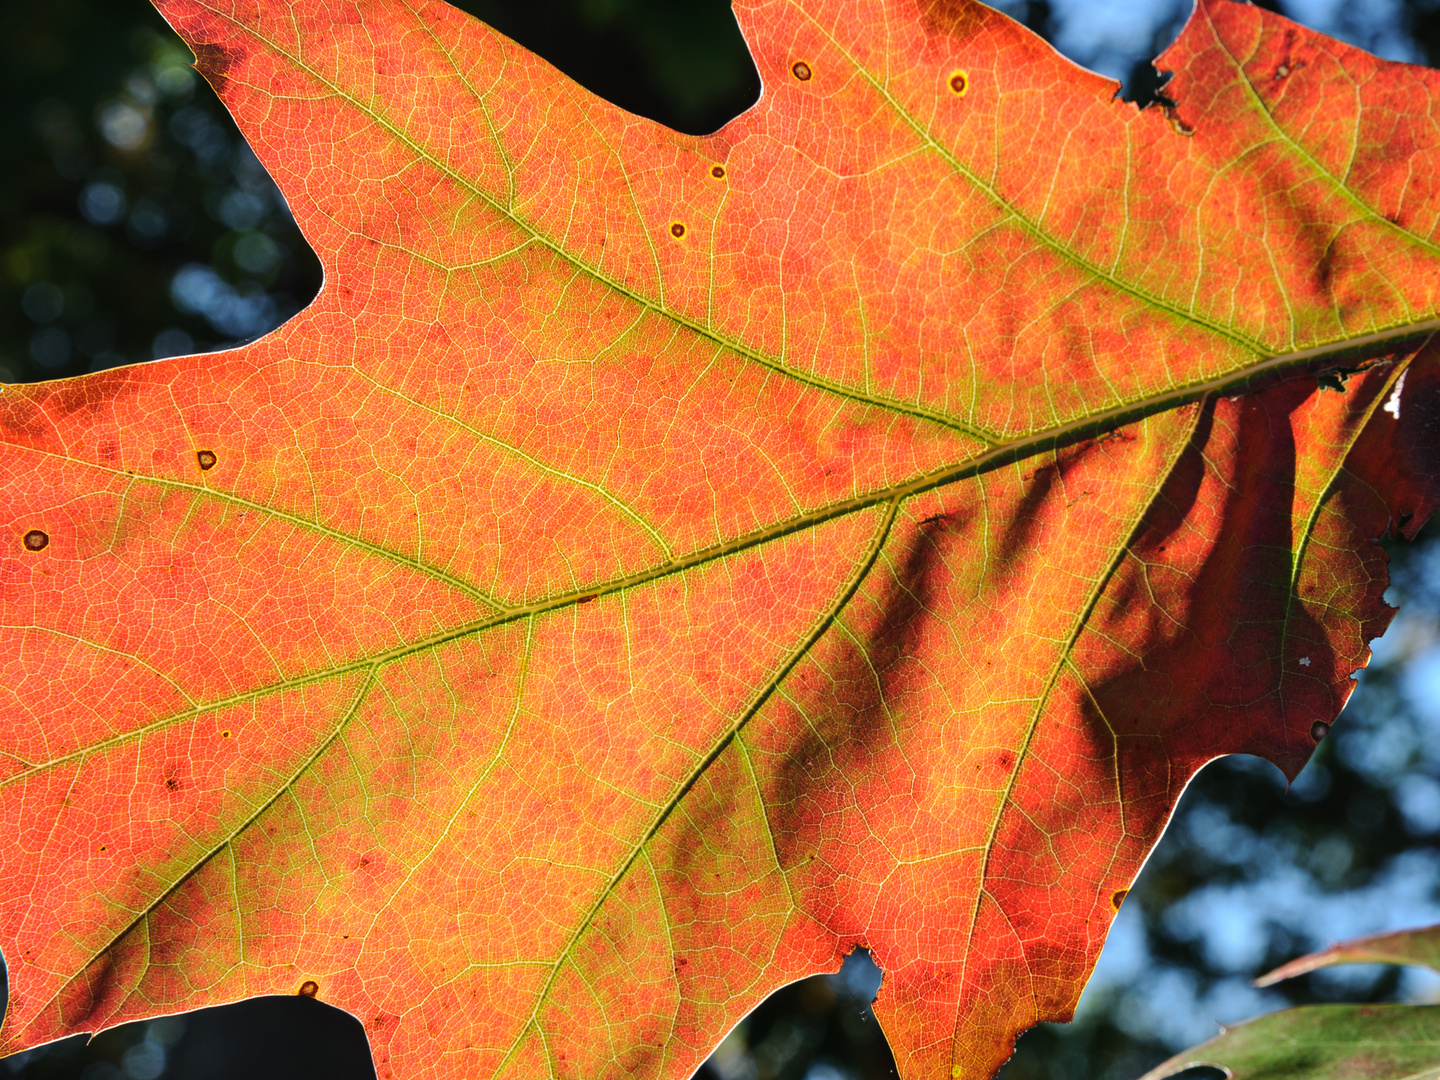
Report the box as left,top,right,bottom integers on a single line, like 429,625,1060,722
4,3,1440,1080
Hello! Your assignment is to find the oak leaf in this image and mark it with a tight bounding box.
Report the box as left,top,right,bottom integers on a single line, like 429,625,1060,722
1,1,1439,1079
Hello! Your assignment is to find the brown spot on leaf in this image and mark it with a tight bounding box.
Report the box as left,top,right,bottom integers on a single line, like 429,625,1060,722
948,70,968,95
48,368,135,424
1311,720,1330,742
1111,889,1129,910
711,164,725,179
669,222,686,239
190,39,238,95
299,980,319,998
221,730,231,738
197,449,217,471
917,0,987,36
23,530,48,552
792,61,812,81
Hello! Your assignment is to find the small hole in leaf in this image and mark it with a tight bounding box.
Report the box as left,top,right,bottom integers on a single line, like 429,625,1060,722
711,164,725,179
1111,888,1128,910
299,981,320,998
1311,721,1331,742
948,69,968,95
197,449,218,471
792,61,812,81
670,222,686,238
23,530,48,552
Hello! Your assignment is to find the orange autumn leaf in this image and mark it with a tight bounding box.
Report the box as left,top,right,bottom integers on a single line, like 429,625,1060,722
2,1,1439,1078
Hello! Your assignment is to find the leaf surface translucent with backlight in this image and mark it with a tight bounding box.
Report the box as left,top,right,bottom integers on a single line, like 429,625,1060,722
2,1,1440,1078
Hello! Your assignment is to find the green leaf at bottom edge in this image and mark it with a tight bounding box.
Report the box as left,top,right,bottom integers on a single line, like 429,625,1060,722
1138,1003,1440,1080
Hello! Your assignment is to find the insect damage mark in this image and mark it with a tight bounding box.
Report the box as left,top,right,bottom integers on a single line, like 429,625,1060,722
948,70,968,96
23,530,49,552
1271,30,1308,83
196,449,218,471
1111,889,1128,910
670,222,687,239
298,980,319,997
1310,720,1330,742
792,61,812,82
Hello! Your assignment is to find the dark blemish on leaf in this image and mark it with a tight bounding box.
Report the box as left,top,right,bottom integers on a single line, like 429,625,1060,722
1111,888,1128,910
221,730,231,738
1274,63,1290,80
190,39,238,95
670,222,686,239
792,61,812,81
299,981,319,998
948,70,968,96
0,396,50,444
99,845,107,852
577,593,598,605
165,777,179,791
918,0,986,37
50,367,131,422
1311,720,1331,742
711,165,726,179
23,530,49,552
197,449,217,471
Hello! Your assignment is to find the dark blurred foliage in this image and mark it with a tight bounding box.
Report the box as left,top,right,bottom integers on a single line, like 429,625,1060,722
4,3,1440,1080
0,0,322,384
449,0,761,134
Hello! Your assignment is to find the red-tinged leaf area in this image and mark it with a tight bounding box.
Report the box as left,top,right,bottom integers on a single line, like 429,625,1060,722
2,0,1440,1078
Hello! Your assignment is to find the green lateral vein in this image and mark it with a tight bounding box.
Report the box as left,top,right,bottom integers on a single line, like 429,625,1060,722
798,6,1269,359
348,367,676,562
799,4,1440,370
1274,357,1413,686
951,402,1202,1071
1208,3,1440,269
1,442,504,611
21,669,379,1040
200,4,1440,456
487,498,903,1080
192,2,997,444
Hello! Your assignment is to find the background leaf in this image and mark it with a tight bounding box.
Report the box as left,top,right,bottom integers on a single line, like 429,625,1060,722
1138,1002,1440,1080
